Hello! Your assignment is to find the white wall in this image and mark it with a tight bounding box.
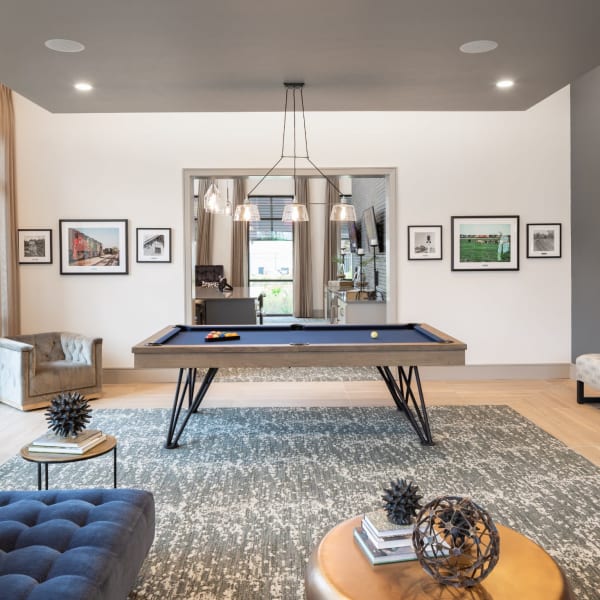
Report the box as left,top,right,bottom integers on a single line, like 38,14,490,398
14,86,571,369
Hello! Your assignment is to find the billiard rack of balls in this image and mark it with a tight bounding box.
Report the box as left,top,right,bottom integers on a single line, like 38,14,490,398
205,331,240,342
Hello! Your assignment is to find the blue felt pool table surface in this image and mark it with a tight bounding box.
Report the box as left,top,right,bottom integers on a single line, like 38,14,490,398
152,323,447,347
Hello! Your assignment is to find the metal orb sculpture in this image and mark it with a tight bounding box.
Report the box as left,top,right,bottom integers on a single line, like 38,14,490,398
45,391,92,437
412,496,500,588
382,478,423,525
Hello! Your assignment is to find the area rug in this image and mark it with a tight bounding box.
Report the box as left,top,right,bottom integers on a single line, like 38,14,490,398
1,406,598,599
213,365,380,381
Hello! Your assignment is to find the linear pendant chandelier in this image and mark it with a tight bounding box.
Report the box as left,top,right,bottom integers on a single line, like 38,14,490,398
232,82,357,223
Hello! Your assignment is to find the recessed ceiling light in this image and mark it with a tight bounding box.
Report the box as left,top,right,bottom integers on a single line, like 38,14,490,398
74,82,93,92
45,38,85,53
459,40,498,54
496,79,515,89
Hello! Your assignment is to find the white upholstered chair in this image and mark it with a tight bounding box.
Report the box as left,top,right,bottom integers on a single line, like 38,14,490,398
0,332,102,411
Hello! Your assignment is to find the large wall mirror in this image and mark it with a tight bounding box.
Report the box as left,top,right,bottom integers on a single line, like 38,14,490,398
183,168,397,323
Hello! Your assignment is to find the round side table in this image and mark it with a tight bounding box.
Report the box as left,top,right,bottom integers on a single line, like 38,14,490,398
305,516,574,600
20,435,118,490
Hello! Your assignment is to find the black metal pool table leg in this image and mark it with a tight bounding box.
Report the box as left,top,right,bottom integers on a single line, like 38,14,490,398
165,367,219,449
377,365,433,445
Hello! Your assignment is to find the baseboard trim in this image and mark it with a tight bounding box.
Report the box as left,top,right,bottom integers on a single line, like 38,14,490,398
104,364,573,384
419,363,572,381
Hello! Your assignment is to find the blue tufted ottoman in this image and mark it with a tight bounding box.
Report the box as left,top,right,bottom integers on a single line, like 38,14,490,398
0,488,155,600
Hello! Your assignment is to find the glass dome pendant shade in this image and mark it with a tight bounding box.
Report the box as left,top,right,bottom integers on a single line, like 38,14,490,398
281,201,309,223
203,182,231,215
233,201,260,222
330,195,357,221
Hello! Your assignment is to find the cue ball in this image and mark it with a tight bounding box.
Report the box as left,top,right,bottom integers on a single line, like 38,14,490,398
370,331,379,339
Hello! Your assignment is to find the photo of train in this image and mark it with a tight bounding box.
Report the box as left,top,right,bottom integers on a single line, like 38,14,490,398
69,229,102,262
60,220,127,273
69,228,121,266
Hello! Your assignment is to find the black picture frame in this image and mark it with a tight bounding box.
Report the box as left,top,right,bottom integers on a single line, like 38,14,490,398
18,229,52,264
451,216,520,271
526,223,561,258
136,228,172,263
408,225,442,260
59,219,128,275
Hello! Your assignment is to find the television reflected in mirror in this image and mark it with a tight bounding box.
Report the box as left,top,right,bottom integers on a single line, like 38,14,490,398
363,206,381,251
348,221,361,252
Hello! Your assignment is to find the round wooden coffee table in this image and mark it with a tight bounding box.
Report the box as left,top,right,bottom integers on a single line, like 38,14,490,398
305,516,574,600
20,435,118,490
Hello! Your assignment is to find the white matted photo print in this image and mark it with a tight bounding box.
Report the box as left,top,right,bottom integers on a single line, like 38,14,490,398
526,223,561,258
451,216,519,271
136,228,172,263
408,226,442,260
59,219,128,274
18,229,52,264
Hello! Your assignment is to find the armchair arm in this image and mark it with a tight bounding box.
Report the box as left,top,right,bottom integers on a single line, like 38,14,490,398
0,338,33,405
0,337,33,352
61,333,102,365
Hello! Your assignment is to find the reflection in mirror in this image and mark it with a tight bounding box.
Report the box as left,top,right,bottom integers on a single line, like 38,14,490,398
183,169,396,324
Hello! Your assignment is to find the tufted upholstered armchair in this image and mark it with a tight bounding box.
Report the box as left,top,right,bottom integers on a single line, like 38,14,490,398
0,332,102,411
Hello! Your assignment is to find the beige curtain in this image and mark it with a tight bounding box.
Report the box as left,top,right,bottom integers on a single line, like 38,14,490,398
231,178,248,287
323,177,340,287
0,84,19,337
195,179,212,266
293,177,312,317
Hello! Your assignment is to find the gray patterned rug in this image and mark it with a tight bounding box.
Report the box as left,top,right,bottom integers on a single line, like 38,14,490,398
214,366,380,381
1,406,598,599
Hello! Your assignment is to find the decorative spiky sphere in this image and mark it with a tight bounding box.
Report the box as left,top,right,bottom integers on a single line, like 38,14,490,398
382,478,423,525
412,496,500,588
45,392,92,437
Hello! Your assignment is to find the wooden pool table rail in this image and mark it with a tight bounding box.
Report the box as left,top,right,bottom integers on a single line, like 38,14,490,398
132,323,466,370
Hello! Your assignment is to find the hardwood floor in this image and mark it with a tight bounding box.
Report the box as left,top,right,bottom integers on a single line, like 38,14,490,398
1,378,599,467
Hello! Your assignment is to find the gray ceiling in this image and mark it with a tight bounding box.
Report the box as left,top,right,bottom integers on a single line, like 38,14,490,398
1,0,600,113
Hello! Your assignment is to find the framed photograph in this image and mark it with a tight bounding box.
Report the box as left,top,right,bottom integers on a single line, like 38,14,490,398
17,229,52,264
408,225,442,260
136,228,172,263
451,216,520,271
59,219,128,275
526,223,561,258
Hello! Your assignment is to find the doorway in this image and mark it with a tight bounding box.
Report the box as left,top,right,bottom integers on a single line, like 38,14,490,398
183,168,397,324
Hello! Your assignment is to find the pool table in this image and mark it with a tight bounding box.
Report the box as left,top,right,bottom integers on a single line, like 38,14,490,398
132,323,466,448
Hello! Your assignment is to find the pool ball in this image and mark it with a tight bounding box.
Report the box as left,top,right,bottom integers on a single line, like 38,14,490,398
370,331,379,339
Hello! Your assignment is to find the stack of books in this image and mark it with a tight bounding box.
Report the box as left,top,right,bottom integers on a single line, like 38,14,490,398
353,509,417,565
28,429,106,454
328,279,354,290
